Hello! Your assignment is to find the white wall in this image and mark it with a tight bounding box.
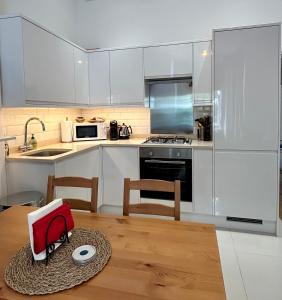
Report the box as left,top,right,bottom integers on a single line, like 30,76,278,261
0,0,76,41
74,0,282,49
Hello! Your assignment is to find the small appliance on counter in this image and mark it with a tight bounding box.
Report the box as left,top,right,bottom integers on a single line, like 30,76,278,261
61,118,73,143
119,123,133,139
195,116,212,141
109,120,119,140
73,122,107,141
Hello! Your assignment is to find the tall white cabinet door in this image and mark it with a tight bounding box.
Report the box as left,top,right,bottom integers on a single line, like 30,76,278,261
193,41,212,105
110,48,144,105
214,151,278,221
74,48,89,105
144,43,192,78
89,51,111,106
193,149,213,215
22,20,75,103
102,147,139,206
55,149,100,205
214,25,280,151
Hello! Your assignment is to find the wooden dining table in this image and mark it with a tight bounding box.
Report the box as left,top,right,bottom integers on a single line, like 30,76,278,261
0,206,226,300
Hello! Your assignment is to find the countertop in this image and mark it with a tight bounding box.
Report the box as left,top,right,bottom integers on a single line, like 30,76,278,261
7,138,213,163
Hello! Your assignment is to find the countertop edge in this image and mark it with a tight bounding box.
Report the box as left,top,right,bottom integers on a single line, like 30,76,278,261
6,140,213,162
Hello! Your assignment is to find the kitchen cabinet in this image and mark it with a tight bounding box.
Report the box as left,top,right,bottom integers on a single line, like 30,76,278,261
110,48,144,105
214,25,280,151
6,148,102,207
193,149,213,215
6,160,54,198
89,51,111,106
0,16,82,106
144,43,192,78
214,151,278,221
22,19,76,104
74,48,89,105
193,41,212,105
55,148,102,208
102,147,139,206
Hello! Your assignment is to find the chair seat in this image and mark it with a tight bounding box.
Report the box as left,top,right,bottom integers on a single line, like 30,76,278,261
0,191,44,207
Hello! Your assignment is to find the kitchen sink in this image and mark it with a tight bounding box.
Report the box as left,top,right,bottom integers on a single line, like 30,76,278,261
23,149,71,157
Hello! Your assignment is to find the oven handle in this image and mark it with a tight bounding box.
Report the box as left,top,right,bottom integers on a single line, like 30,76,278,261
144,159,185,165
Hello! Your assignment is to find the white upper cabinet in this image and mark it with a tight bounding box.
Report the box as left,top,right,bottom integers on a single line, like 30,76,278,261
74,48,89,105
110,48,144,105
89,51,111,106
144,43,192,78
0,16,82,106
22,19,76,104
214,151,278,221
214,25,280,151
193,41,212,105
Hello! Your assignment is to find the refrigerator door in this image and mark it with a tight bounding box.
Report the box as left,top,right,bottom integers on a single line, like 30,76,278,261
214,150,278,221
214,25,280,151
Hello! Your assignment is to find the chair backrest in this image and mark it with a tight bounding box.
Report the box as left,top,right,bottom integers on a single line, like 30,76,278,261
46,176,98,213
123,178,180,220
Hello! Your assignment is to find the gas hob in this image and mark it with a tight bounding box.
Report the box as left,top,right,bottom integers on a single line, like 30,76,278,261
143,136,192,145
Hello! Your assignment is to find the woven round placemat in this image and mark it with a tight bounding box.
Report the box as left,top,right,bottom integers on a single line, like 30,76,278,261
4,228,112,295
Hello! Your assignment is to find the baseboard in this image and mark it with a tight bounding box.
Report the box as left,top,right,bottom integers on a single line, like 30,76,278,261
99,204,276,234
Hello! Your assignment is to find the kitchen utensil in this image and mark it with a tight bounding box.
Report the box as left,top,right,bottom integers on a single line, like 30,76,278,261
88,117,106,123
75,117,85,123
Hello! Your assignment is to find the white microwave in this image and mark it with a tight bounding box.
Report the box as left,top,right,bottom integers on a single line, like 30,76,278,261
73,122,107,141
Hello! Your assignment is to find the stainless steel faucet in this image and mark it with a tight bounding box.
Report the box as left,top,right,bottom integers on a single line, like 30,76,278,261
19,117,46,152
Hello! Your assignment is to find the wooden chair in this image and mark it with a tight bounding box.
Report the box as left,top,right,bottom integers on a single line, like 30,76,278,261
123,178,181,220
47,176,98,213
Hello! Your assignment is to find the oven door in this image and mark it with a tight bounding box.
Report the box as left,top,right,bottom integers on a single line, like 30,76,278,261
140,158,192,202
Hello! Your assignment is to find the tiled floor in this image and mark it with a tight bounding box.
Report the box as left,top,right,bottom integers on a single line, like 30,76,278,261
217,230,282,300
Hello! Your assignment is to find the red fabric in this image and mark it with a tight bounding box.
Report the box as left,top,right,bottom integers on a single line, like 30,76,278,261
32,203,74,254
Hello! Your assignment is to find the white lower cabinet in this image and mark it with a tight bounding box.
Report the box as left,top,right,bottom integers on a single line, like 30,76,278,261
102,147,139,206
55,149,102,208
193,149,213,215
6,161,54,198
214,151,278,221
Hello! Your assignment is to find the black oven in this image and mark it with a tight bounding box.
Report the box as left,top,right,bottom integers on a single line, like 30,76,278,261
139,147,192,202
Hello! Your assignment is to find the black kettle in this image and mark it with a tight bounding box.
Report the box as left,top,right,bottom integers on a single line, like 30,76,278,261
119,123,133,139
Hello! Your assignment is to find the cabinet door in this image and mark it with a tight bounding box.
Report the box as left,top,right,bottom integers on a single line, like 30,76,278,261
215,151,278,221
110,48,144,105
102,147,139,206
89,51,111,106
55,149,101,206
74,48,89,105
193,149,213,215
144,44,192,78
193,41,212,105
22,20,75,103
214,25,280,150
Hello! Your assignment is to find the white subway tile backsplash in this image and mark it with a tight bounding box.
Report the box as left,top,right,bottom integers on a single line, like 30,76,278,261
0,106,151,151
1,108,81,149
82,107,150,136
